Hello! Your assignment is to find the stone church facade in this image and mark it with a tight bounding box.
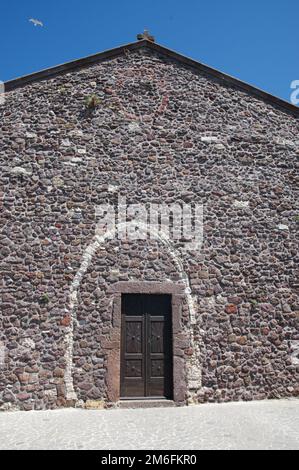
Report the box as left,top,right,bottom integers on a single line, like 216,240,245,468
0,38,298,411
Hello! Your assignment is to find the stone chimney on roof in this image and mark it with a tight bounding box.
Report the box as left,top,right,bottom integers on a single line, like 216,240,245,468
137,30,155,42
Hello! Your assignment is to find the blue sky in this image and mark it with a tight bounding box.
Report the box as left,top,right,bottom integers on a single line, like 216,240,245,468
0,0,298,102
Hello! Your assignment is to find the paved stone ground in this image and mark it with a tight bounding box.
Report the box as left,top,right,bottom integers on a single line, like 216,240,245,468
0,399,298,450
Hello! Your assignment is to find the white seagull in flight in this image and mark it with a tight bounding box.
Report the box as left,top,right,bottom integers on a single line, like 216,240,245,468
29,18,44,27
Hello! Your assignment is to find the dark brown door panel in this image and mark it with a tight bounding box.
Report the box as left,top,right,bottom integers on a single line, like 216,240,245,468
120,294,173,399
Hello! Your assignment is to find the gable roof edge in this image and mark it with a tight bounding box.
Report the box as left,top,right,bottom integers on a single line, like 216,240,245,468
3,39,299,117
149,42,299,118
4,40,147,92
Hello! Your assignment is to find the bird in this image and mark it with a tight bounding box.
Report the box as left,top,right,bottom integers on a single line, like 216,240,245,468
29,18,44,27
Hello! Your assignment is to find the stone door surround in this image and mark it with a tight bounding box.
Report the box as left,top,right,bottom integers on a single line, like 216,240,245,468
106,281,189,405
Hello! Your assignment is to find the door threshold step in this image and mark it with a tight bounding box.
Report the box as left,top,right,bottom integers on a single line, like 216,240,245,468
119,399,175,409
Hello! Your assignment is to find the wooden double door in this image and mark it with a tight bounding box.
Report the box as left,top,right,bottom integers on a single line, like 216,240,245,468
120,294,173,399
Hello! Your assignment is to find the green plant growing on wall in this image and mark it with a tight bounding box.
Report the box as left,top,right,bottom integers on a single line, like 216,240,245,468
85,94,101,110
39,293,50,305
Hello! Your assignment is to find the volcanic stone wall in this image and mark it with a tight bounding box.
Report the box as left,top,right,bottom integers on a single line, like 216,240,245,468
0,47,298,410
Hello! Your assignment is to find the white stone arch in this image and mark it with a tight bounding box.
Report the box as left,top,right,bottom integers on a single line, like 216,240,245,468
64,222,199,400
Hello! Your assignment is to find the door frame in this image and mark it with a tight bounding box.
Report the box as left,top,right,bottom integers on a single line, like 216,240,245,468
106,281,189,405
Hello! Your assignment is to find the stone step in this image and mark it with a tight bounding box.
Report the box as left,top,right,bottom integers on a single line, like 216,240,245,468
119,399,175,409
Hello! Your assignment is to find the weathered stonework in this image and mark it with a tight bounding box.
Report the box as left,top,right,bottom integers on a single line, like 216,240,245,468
0,42,298,410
